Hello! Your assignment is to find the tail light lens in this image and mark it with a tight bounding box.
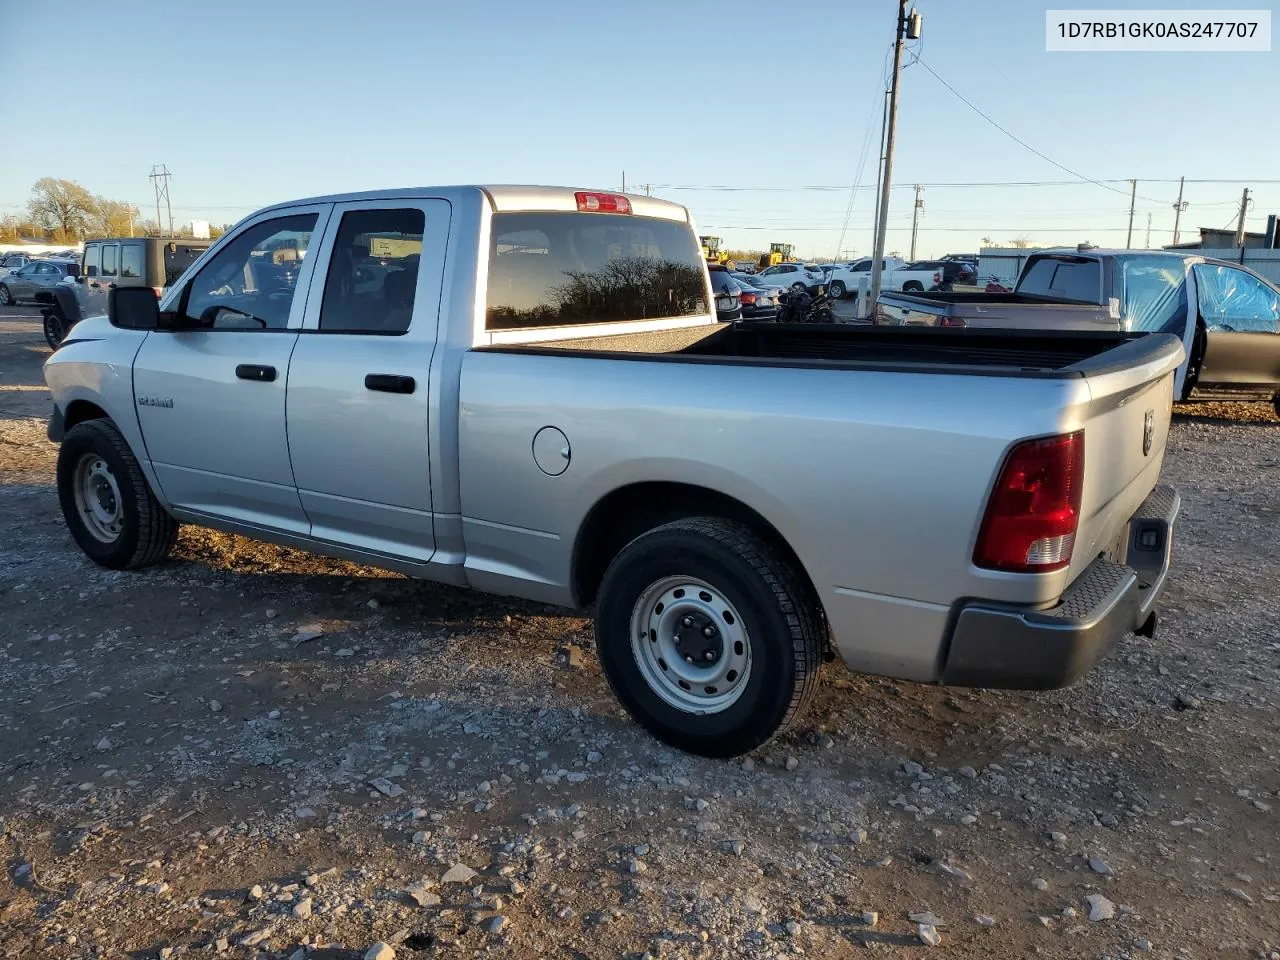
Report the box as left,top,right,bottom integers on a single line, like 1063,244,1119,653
739,292,757,305
151,287,164,299
939,316,966,328
974,431,1084,573
575,192,632,214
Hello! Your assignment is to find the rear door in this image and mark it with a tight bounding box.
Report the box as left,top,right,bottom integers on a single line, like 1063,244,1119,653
285,199,449,561
1190,262,1280,397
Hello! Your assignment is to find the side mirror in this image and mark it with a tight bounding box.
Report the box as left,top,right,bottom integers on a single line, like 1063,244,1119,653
108,286,161,330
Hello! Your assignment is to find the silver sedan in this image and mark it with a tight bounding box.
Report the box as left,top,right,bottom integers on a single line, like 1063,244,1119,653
0,258,79,305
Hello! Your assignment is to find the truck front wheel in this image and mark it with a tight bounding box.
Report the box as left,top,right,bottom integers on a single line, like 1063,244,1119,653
56,419,178,570
594,518,822,758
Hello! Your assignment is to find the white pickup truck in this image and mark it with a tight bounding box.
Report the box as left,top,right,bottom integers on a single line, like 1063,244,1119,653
824,256,943,298
44,185,1183,757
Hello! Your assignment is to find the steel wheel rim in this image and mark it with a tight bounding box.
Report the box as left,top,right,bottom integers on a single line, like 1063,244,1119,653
630,576,752,714
72,454,124,543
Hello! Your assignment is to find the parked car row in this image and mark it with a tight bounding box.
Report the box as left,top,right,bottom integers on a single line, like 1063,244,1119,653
4,237,213,347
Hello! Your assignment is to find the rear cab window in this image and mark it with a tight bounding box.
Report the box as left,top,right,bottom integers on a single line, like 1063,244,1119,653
485,212,708,330
1016,255,1101,302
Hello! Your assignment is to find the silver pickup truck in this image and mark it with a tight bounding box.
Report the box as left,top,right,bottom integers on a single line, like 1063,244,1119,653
44,186,1184,758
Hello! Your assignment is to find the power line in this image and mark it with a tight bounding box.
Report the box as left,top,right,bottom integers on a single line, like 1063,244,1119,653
913,57,1168,205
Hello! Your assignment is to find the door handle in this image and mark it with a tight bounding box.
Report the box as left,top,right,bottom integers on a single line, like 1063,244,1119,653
235,364,277,382
89,282,99,288
364,373,415,394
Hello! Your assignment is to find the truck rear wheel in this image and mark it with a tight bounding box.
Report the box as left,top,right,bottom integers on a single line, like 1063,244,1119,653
594,518,822,758
903,281,924,292
829,280,846,299
57,419,178,570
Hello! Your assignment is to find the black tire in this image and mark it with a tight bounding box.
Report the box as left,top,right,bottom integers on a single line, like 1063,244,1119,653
594,517,823,758
43,307,68,349
57,419,178,570
1273,394,1280,419
829,280,846,299
791,282,806,292
0,284,12,306
902,281,924,292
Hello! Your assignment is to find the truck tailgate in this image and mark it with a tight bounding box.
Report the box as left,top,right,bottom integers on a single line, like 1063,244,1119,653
1063,333,1185,585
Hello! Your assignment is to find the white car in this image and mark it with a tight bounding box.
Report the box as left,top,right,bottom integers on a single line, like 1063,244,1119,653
755,262,826,293
825,257,944,298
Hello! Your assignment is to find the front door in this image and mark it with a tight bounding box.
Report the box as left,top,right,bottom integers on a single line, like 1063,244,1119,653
132,207,330,532
1190,262,1280,396
285,199,449,562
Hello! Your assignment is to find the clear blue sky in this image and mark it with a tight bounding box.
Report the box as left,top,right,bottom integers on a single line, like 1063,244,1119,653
1,0,1276,258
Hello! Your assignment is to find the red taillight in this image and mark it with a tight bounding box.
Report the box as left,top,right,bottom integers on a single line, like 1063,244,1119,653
151,287,164,299
939,316,966,328
739,292,757,305
974,432,1084,573
575,192,632,214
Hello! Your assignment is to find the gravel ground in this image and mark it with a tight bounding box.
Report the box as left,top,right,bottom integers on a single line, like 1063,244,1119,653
1,305,1278,960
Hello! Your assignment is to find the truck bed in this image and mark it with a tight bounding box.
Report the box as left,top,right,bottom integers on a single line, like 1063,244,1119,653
876,290,1118,331
483,321,1163,377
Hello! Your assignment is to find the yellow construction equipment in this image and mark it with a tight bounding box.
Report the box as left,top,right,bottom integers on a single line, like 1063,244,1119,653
758,242,794,269
700,235,731,265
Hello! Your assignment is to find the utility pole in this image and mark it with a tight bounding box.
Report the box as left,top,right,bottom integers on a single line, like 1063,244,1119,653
1125,179,1137,249
909,184,924,260
1145,212,1152,248
622,170,626,193
127,206,134,238
149,164,173,237
1235,187,1250,247
869,1,918,307
871,89,890,251
1171,175,1187,245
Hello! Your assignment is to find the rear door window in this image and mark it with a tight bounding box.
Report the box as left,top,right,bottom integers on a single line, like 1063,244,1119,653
1017,256,1100,302
485,212,707,330
319,207,425,334
120,243,144,279
101,243,118,278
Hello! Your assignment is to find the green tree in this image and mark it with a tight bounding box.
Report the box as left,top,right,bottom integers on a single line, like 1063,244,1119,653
28,178,97,238
91,197,142,238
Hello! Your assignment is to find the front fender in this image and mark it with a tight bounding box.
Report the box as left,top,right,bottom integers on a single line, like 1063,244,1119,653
43,327,170,509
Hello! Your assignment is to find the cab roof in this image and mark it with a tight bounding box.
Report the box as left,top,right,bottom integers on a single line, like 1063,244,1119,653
257,185,691,222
